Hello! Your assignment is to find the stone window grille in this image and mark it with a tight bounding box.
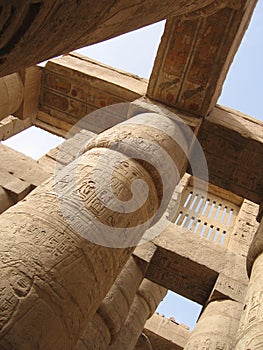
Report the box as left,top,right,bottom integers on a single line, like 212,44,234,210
171,176,243,247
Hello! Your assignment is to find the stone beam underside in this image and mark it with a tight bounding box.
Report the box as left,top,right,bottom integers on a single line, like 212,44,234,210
0,115,33,141
37,54,263,203
142,313,190,350
37,53,147,136
143,223,248,305
0,0,221,77
189,106,263,205
147,0,257,116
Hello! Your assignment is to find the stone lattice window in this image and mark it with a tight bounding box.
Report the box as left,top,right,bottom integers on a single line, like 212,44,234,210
172,176,243,247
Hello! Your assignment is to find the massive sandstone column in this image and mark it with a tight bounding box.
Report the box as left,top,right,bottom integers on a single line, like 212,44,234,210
108,279,167,350
235,219,263,349
135,333,153,350
184,299,243,349
0,73,24,120
75,255,146,349
0,112,187,349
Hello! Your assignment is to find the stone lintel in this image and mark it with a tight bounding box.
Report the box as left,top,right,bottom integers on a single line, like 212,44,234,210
140,313,191,350
210,273,247,304
128,97,203,134
0,115,33,141
37,53,147,135
189,105,263,205
35,113,73,137
228,199,259,257
0,1,223,77
147,1,257,116
145,223,248,305
132,242,158,275
0,144,50,202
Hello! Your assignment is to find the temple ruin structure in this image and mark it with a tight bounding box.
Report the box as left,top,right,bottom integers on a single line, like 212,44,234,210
0,1,262,349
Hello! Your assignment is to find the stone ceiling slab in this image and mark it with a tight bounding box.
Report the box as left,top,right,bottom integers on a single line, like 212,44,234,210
147,1,257,116
0,0,217,76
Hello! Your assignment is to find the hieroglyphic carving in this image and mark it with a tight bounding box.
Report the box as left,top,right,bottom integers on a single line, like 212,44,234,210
181,0,241,20
184,300,242,350
212,273,247,304
0,113,183,348
228,199,259,256
42,90,88,119
235,252,263,348
147,1,257,116
146,252,217,305
189,106,263,204
0,1,229,76
43,71,125,108
38,54,146,132
0,151,149,348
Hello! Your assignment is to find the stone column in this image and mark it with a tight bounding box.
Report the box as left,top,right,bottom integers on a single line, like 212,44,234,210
108,279,167,350
0,113,187,349
75,255,146,349
135,333,153,350
0,73,24,120
235,219,263,349
184,299,243,349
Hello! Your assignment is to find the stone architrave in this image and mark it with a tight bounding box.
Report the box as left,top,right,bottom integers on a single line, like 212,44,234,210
0,0,223,76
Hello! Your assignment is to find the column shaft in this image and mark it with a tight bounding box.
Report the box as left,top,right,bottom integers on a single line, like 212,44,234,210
108,279,167,350
235,219,263,348
75,256,145,349
184,299,242,349
0,149,150,350
235,252,263,349
0,73,24,120
0,113,186,349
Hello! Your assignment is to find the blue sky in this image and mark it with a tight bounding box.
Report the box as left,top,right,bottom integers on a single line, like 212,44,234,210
3,1,263,330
